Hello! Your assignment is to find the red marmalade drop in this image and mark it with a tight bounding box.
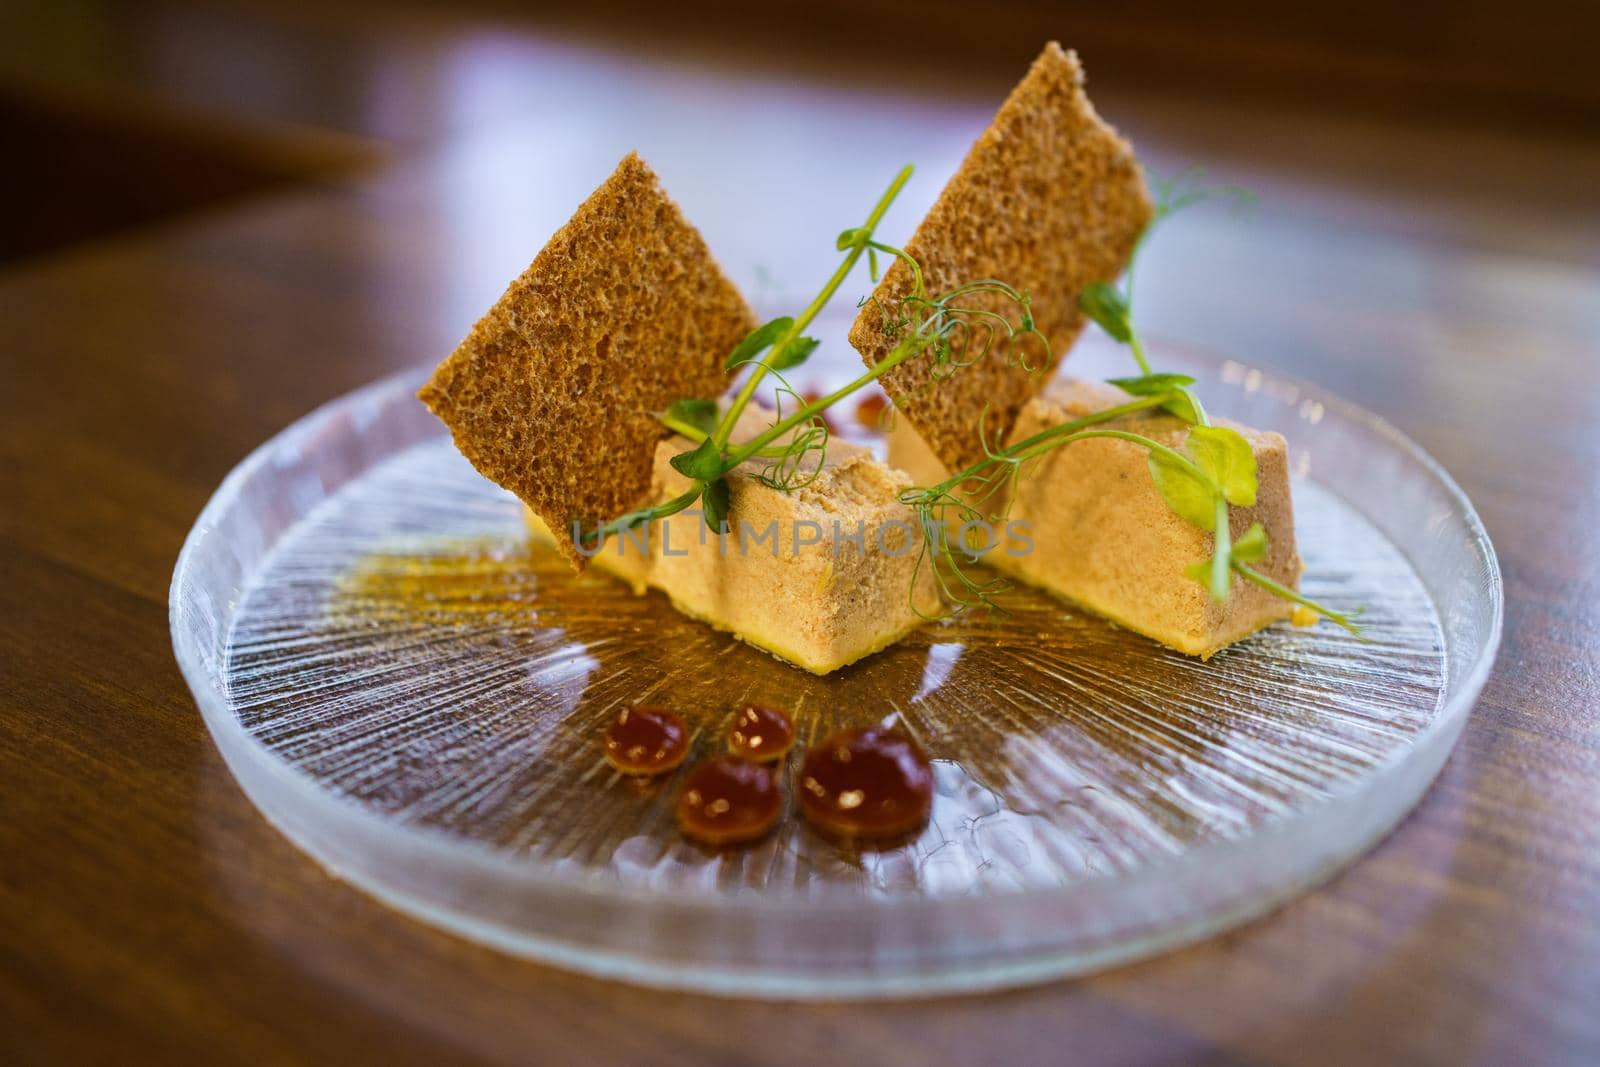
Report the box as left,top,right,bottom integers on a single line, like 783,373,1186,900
727,704,795,763
675,757,782,846
603,705,689,776
798,725,934,839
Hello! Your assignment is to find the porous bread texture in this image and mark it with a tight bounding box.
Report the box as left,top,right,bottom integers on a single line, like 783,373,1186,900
886,378,1302,657
849,41,1152,475
418,152,755,569
527,406,942,674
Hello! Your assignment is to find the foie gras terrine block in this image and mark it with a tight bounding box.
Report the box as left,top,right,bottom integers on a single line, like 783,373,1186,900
530,408,941,674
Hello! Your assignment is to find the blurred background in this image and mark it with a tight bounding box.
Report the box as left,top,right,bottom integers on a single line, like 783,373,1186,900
3,0,1599,513
4,0,1597,344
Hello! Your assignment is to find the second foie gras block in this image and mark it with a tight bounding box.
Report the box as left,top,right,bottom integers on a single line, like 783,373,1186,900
887,378,1302,657
529,406,941,675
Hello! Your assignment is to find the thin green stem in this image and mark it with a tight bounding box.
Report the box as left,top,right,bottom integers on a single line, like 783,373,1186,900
1234,562,1366,636
1128,330,1154,376
711,164,914,450
659,414,793,458
1007,426,1200,479
927,394,1174,495
865,240,922,295
581,486,700,546
728,334,930,462
657,413,709,441
1209,495,1231,602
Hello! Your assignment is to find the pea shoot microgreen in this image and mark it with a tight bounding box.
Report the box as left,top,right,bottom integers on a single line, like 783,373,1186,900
580,163,1045,547
578,166,1363,639
1072,173,1363,633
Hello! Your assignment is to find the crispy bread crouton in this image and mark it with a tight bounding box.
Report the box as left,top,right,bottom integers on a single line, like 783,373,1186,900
849,42,1152,474
419,152,755,568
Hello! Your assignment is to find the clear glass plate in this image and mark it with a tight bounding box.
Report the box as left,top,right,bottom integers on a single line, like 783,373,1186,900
170,343,1501,998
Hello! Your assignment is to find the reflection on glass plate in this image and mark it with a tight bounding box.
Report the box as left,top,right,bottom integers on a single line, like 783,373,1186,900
171,346,1500,997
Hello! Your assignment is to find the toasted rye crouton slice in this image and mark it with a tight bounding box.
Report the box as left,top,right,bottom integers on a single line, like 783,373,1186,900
418,152,756,569
849,42,1152,474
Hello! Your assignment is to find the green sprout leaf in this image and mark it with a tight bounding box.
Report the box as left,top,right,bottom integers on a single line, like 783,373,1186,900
663,397,719,437
769,336,819,371
1185,425,1258,506
1107,373,1204,423
1078,281,1132,343
1162,387,1208,425
1231,521,1269,564
724,316,794,370
669,438,729,481
700,476,730,532
1106,372,1197,394
835,227,867,251
1147,451,1217,531
1233,561,1367,637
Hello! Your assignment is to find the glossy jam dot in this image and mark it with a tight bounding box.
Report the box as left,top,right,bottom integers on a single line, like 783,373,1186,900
675,757,782,846
798,725,934,839
854,392,889,430
603,705,689,776
727,703,796,763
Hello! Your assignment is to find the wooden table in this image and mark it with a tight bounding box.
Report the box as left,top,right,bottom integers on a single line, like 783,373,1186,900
4,10,1599,1065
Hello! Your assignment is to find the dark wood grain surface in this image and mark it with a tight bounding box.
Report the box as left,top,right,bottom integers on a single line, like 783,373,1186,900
3,4,1599,1064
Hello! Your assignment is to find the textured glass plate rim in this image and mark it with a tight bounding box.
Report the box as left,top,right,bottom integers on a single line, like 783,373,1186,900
170,353,1503,998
